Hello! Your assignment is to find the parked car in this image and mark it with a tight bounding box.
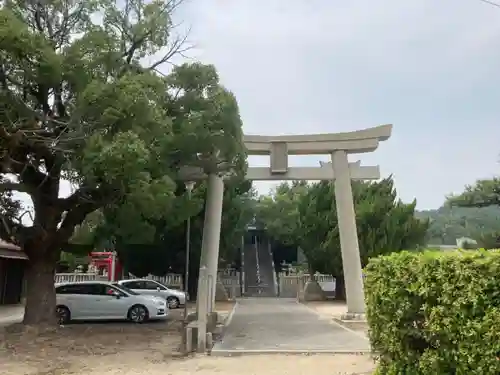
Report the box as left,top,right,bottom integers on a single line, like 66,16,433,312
55,281,168,324
116,279,187,309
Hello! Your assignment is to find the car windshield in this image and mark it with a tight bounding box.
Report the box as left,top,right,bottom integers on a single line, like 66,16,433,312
113,283,139,296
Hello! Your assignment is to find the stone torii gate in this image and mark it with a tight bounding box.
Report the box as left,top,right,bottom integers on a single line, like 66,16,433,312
187,124,392,351
244,124,392,315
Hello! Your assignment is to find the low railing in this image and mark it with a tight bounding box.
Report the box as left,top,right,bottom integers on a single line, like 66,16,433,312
220,274,241,299
277,273,336,298
134,273,183,289
54,270,243,298
219,268,239,277
54,273,107,284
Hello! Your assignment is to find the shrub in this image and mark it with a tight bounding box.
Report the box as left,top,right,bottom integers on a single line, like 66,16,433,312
365,249,500,375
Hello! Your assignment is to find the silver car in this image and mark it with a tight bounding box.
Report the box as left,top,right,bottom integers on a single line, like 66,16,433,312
117,279,187,309
55,281,168,324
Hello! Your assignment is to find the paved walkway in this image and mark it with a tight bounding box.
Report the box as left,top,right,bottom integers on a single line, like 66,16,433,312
212,298,370,355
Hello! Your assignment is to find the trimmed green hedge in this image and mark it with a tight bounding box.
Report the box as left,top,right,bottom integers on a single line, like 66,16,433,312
364,249,500,375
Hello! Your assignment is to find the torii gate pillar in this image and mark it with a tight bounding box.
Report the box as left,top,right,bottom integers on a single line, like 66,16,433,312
331,150,365,315
244,124,393,316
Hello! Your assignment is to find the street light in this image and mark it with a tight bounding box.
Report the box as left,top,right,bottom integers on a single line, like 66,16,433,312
183,180,195,324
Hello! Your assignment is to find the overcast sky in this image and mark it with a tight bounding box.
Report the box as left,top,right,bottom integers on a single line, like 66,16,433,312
175,0,500,209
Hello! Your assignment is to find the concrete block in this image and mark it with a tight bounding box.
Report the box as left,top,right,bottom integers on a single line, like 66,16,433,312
206,332,213,349
207,311,218,332
185,321,200,353
186,312,218,333
215,280,229,301
341,312,366,321
184,325,194,353
196,321,207,353
187,312,198,322
301,280,326,301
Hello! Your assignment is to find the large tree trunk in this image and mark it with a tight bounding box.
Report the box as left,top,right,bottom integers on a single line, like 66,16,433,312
334,275,346,301
23,244,59,327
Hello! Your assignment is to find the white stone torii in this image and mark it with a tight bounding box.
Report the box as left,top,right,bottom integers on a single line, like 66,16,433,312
188,124,392,349
243,124,392,316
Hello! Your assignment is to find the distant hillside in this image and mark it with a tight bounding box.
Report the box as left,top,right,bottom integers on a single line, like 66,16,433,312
416,206,500,245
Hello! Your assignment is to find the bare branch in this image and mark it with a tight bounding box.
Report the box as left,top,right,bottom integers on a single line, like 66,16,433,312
0,212,27,245
148,27,194,71
478,0,500,8
16,210,34,224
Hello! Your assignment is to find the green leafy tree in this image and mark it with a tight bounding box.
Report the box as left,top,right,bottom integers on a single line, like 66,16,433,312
0,0,245,325
94,177,255,270
448,178,500,208
257,177,428,299
416,205,500,246
91,177,255,297
255,181,308,245
445,178,500,247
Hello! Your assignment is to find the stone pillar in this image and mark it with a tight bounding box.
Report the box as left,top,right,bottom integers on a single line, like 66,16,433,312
331,150,365,315
196,173,224,315
196,266,209,352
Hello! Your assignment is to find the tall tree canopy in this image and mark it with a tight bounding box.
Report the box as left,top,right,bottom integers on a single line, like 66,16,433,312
257,177,428,298
445,177,500,247
416,206,500,246
0,0,245,325
448,178,500,208
80,178,256,297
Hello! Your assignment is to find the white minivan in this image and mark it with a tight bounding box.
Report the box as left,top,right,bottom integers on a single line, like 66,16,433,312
55,281,168,324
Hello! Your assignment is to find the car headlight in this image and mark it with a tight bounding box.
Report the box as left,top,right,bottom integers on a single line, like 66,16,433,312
155,300,166,306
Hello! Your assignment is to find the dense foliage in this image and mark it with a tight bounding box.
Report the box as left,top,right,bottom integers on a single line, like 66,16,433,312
0,0,245,325
81,179,255,297
365,250,500,374
257,177,428,297
416,205,500,247
422,177,500,248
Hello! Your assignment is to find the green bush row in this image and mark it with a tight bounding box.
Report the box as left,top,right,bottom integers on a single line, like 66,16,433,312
364,249,500,375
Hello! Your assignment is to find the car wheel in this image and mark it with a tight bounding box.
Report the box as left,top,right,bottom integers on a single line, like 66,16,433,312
56,305,71,325
166,296,180,309
128,305,149,323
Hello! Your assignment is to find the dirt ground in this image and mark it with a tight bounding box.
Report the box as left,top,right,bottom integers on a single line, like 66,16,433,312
0,301,376,375
1,313,183,375
0,303,234,375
